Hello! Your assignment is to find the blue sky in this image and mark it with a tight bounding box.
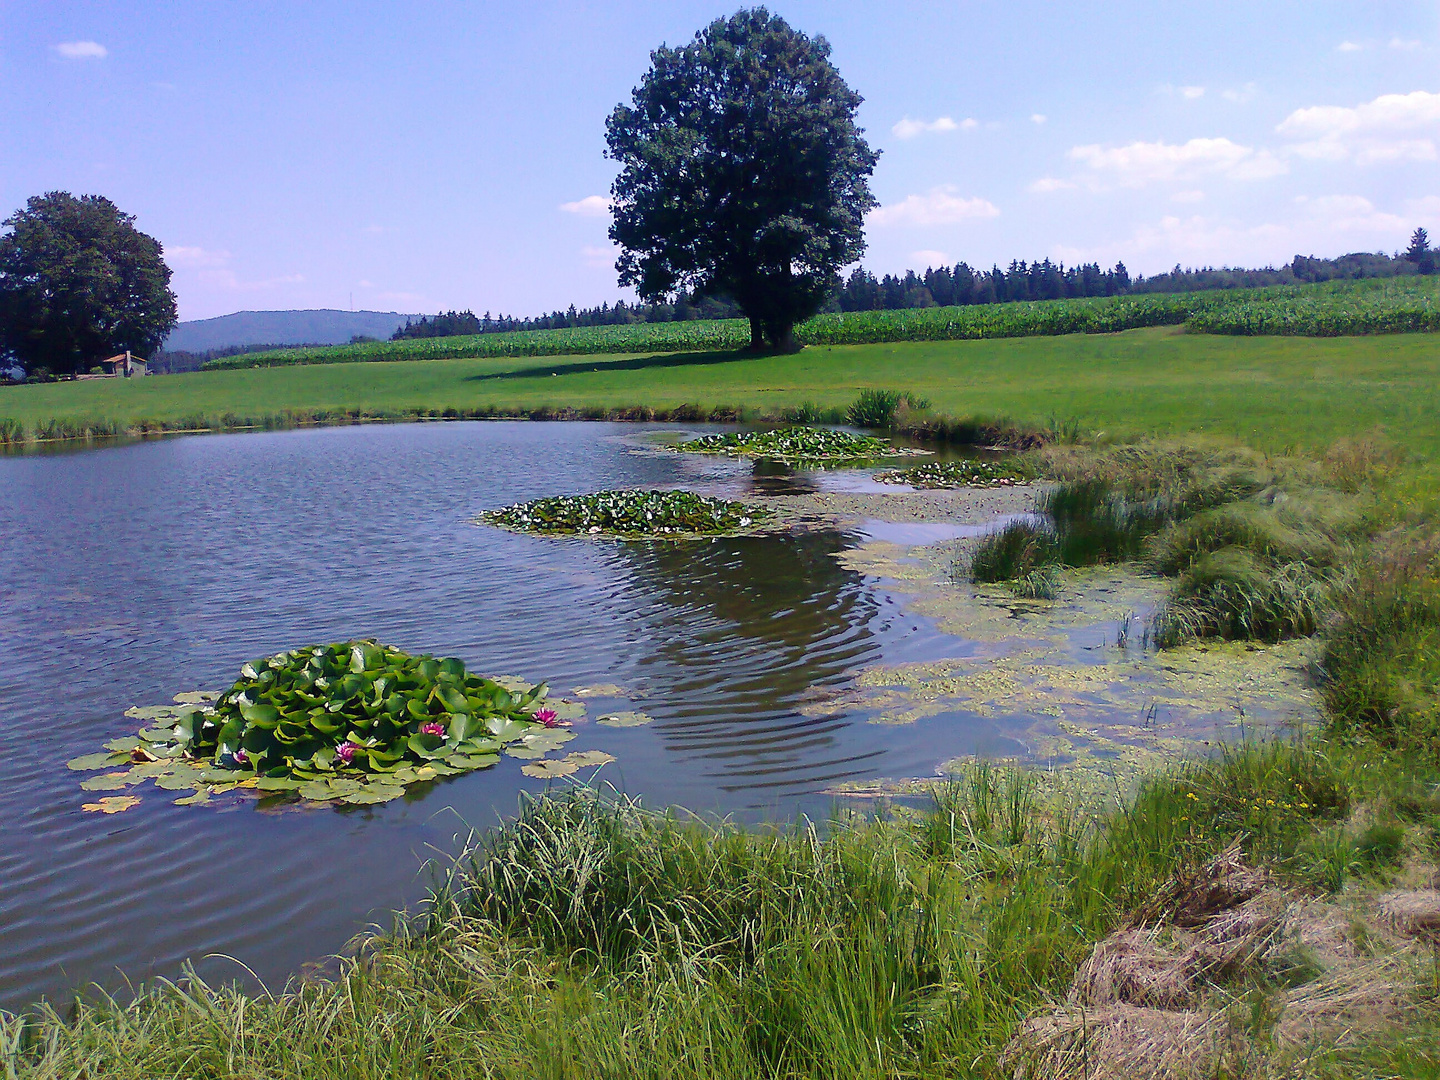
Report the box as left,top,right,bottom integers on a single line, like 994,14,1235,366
4,1,1438,320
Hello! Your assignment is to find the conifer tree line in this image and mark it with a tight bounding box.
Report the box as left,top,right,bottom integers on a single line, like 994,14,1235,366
393,237,1435,341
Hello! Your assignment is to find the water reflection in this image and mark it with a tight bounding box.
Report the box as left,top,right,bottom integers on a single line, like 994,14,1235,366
613,533,883,793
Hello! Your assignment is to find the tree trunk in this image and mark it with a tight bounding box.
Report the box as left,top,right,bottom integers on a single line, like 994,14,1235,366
766,319,800,354
748,316,765,352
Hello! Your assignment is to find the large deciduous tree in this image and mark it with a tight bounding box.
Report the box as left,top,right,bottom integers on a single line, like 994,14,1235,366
605,8,878,353
0,192,178,376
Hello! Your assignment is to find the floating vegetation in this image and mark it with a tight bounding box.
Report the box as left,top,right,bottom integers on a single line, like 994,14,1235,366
597,711,654,728
669,426,915,462
875,458,1039,489
67,641,595,809
482,490,768,537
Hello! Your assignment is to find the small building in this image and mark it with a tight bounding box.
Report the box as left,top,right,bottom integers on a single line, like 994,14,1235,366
100,351,148,377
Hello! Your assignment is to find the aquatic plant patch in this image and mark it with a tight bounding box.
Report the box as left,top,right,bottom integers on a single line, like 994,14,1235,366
67,641,593,808
670,426,915,462
482,490,768,537
875,458,1039,489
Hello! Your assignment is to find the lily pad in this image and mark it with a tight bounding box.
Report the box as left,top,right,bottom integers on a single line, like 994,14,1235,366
155,773,203,791
574,683,630,699
597,711,654,728
67,751,128,771
341,785,406,805
173,789,212,807
80,771,138,791
256,776,304,792
563,750,617,768
82,795,140,814
173,691,219,704
298,781,342,802
125,705,187,721
521,759,580,779
103,736,142,753
504,745,548,760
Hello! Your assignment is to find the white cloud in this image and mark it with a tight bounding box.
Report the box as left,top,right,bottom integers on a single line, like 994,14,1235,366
1222,83,1258,104
867,186,1000,227
892,116,959,139
1180,86,1206,100
1031,113,1047,124
1336,40,1364,52
165,245,231,268
581,244,617,268
1405,194,1440,219
1029,177,1076,193
1389,37,1422,51
559,195,610,216
1067,137,1287,187
55,40,107,60
1171,189,1206,203
1292,194,1409,234
1277,89,1440,164
909,249,952,268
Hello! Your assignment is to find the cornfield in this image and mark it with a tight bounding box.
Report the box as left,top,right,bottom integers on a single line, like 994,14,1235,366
203,277,1440,370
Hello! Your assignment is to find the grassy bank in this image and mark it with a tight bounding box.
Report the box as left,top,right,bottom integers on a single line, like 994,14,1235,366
5,741,1438,1078
197,277,1440,370
4,328,1440,476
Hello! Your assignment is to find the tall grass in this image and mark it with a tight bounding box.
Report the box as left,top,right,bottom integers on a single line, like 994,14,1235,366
2,742,1387,1079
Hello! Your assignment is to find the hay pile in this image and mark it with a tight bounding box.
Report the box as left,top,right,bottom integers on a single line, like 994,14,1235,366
1003,843,1429,1079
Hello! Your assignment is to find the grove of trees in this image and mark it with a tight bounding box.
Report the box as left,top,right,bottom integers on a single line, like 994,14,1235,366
0,192,177,377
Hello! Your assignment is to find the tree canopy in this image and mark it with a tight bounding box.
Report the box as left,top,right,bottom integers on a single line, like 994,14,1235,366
606,8,878,352
0,192,178,376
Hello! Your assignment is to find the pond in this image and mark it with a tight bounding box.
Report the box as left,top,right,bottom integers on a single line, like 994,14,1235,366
0,421,1316,1010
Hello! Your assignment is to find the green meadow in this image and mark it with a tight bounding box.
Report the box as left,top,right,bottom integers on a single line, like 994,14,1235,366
4,327,1440,475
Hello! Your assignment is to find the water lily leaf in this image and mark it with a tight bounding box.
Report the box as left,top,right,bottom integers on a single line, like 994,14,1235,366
414,765,438,781
521,759,579,779
298,781,341,801
124,705,187,721
138,727,177,743
83,795,140,814
485,718,528,742
489,675,537,693
573,684,630,699
155,773,203,791
173,789,211,806
342,785,406,805
524,729,576,751
448,753,500,770
198,767,246,784
103,736,142,753
597,711,653,728
546,699,587,721
81,771,139,791
240,703,280,727
67,751,128,771
562,750,617,768
173,691,218,704
504,745,547,760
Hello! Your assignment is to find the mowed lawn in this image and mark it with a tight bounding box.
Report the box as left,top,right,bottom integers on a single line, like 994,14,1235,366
3,325,1438,464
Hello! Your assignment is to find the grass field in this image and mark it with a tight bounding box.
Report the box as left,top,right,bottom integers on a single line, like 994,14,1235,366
4,327,1439,476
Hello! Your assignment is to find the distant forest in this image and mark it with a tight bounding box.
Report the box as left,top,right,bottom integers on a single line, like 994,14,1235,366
393,248,1429,340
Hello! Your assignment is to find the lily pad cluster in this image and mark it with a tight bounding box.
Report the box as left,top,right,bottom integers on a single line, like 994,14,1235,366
670,427,909,462
68,642,597,808
874,458,1039,489
482,490,769,537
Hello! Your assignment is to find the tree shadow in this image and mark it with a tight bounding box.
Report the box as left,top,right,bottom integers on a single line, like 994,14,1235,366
462,348,769,384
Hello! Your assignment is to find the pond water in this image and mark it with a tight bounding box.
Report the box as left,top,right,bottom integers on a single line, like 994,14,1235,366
0,421,1312,1011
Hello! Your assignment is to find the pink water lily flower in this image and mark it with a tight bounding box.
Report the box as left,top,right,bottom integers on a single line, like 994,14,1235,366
336,742,359,765
419,721,446,737
532,708,569,729
232,748,249,766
